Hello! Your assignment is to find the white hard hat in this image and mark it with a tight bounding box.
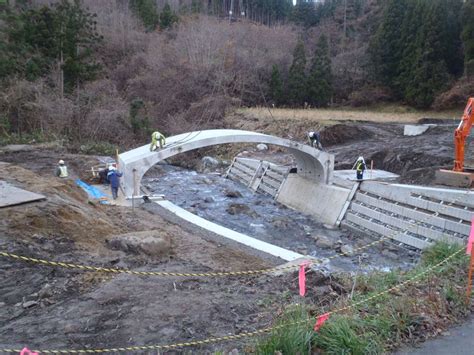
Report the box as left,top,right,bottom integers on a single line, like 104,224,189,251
59,160,65,165
357,156,364,161
109,165,116,170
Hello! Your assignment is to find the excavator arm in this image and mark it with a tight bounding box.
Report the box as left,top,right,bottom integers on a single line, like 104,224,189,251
454,97,474,172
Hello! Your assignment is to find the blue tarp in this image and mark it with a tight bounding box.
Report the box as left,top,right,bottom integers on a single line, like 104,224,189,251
75,179,110,204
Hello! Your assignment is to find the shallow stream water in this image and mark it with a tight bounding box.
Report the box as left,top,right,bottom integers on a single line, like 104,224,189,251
143,164,415,274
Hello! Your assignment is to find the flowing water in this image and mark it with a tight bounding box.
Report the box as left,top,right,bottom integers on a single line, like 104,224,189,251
143,163,415,274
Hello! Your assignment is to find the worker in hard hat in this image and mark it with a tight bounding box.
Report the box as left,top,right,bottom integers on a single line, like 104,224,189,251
55,160,69,178
353,156,367,180
150,131,166,152
308,131,322,150
107,165,123,200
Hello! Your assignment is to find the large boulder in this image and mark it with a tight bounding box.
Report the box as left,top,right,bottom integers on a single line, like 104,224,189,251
314,235,335,249
226,203,258,217
107,231,171,257
201,156,219,168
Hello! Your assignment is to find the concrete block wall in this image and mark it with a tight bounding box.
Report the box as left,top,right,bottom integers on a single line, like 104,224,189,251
226,158,289,198
342,181,474,250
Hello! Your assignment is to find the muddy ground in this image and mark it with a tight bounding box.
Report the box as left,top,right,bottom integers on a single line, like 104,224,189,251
0,119,470,353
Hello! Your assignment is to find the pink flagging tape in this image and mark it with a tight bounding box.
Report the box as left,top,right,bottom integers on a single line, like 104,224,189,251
299,261,310,297
466,216,474,255
314,313,330,332
20,348,38,355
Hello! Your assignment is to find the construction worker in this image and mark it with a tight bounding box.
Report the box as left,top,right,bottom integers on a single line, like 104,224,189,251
107,166,123,200
150,131,166,151
308,131,322,150
353,156,367,180
55,160,68,178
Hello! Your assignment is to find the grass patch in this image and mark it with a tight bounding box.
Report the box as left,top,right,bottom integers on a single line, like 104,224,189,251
238,106,460,124
254,242,469,354
255,306,314,355
77,141,119,156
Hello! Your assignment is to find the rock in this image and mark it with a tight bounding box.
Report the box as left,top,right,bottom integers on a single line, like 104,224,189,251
315,235,335,249
201,156,219,168
22,301,38,309
201,178,213,185
108,231,171,257
0,302,5,307
341,244,354,256
381,249,399,260
38,283,53,299
226,203,250,215
297,248,308,255
256,143,268,151
204,196,214,203
64,322,80,334
271,217,291,229
224,189,243,198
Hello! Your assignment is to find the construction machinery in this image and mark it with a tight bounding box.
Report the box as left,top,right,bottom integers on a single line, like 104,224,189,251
436,97,474,187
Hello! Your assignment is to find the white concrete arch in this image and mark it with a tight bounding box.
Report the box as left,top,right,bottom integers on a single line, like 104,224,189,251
118,129,334,198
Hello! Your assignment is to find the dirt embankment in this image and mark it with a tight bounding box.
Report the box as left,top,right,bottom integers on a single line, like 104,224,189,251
0,148,352,352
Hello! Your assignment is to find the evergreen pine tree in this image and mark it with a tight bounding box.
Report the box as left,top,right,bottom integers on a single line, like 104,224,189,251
404,1,449,108
0,0,101,90
159,3,178,30
462,0,474,77
54,0,102,91
287,40,307,107
129,0,159,31
368,0,407,91
269,64,284,106
307,34,332,107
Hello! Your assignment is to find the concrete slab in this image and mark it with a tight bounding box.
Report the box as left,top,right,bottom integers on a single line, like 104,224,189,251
334,169,399,182
277,175,351,225
155,199,305,261
0,181,46,207
403,124,436,136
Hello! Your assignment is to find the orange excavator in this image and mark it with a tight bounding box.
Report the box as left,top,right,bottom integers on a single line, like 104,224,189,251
436,97,474,187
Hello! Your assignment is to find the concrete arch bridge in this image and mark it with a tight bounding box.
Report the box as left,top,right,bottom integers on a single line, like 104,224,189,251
118,129,334,198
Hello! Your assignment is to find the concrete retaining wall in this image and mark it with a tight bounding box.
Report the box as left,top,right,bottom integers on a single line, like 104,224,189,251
226,157,288,198
342,181,474,249
277,175,352,225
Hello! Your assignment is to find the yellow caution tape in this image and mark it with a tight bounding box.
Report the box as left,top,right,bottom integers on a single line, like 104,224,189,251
0,237,386,278
0,184,469,278
1,247,463,354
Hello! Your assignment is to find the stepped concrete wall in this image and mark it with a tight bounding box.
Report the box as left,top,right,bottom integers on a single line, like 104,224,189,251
342,181,474,250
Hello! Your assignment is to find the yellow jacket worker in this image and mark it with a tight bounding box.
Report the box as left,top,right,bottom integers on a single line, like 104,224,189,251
150,131,166,151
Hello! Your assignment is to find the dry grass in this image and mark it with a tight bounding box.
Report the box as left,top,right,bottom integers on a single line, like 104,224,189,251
239,106,462,124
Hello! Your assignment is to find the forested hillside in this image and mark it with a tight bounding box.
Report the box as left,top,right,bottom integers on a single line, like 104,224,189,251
0,0,472,149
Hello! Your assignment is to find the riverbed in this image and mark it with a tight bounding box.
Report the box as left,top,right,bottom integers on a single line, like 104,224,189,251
143,163,416,274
